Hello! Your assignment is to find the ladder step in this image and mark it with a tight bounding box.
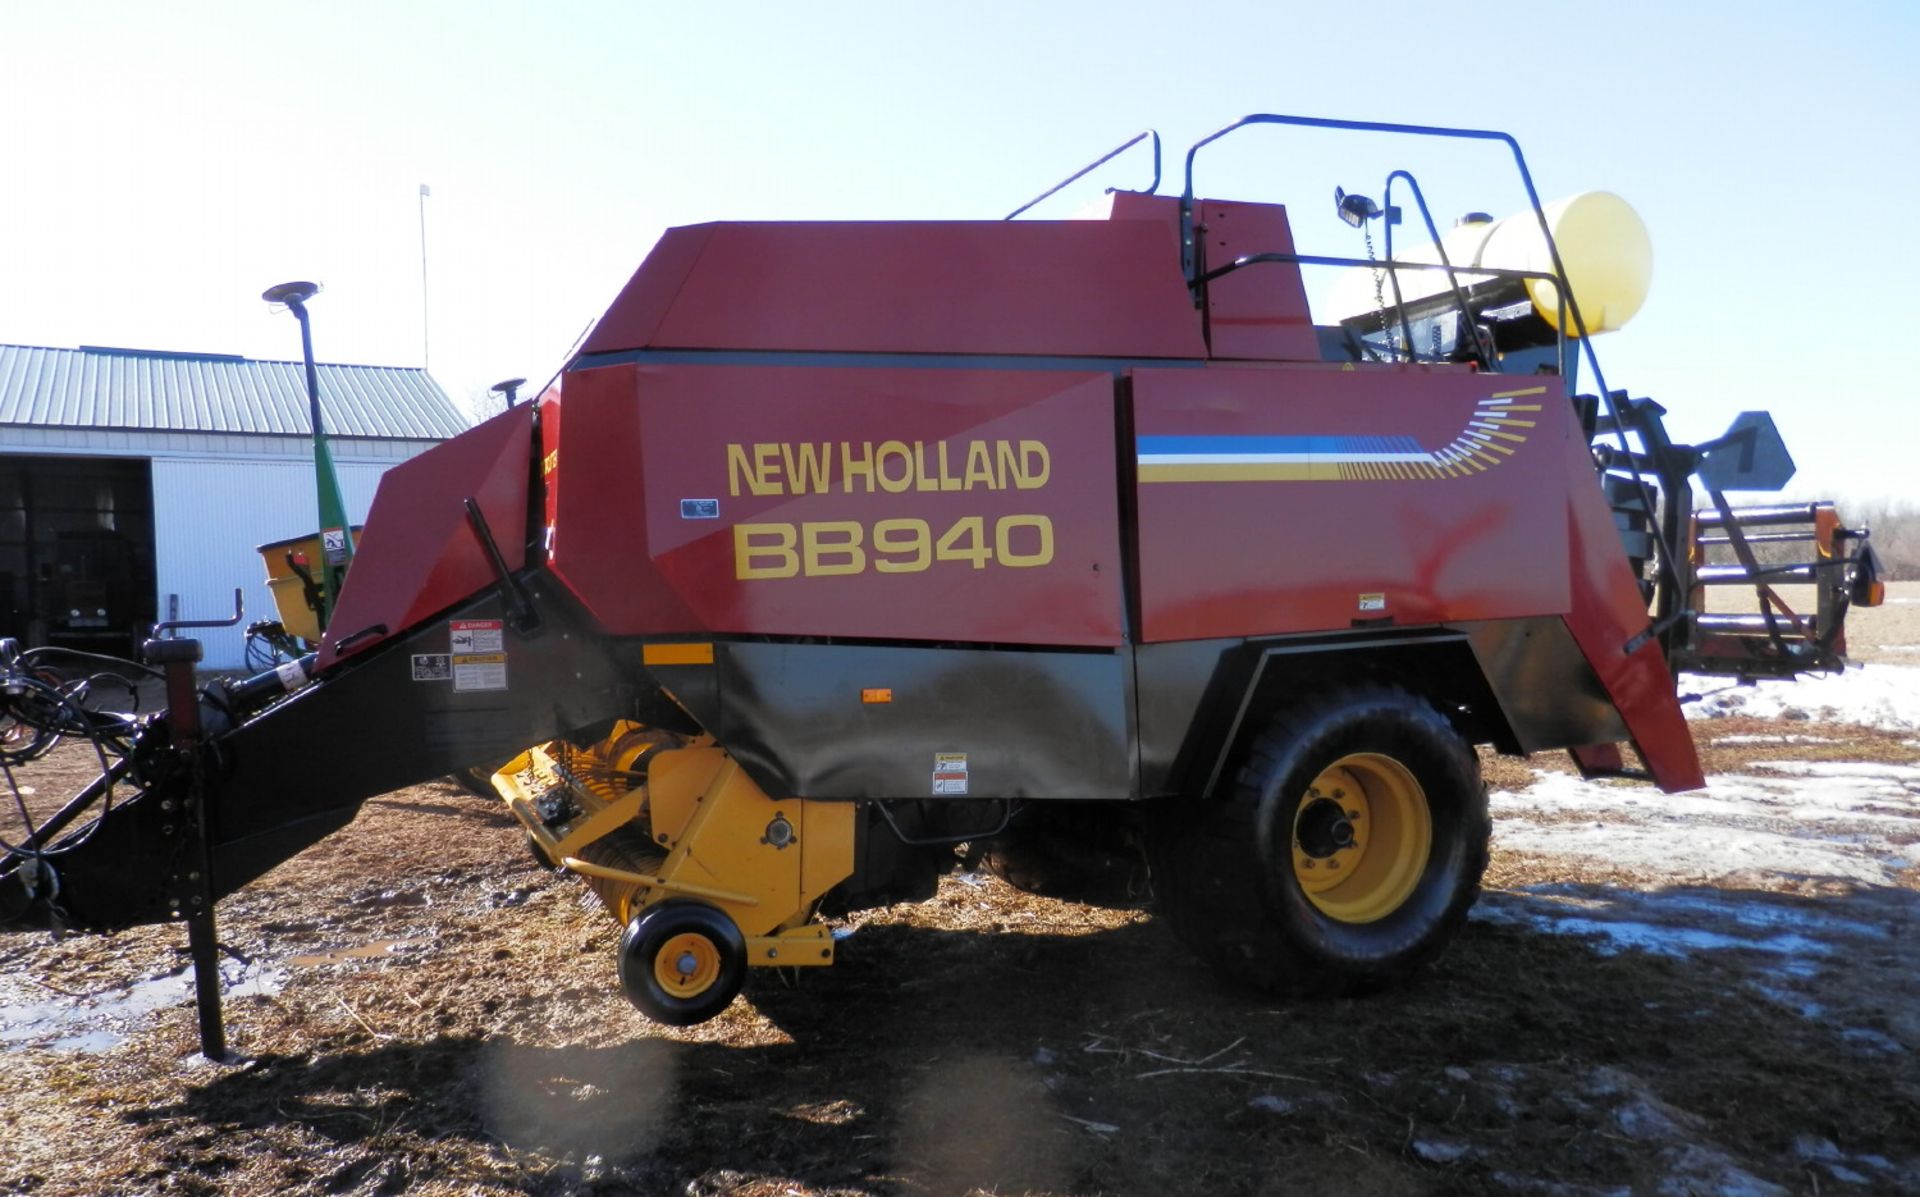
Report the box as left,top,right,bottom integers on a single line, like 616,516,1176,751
1693,502,1828,530
1695,563,1819,585
1697,530,1818,545
1696,613,1815,636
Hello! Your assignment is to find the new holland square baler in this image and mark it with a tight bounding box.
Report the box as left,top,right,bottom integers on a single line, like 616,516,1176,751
0,116,1885,1052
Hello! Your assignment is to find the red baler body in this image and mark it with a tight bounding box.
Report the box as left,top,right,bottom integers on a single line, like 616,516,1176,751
321,194,1701,791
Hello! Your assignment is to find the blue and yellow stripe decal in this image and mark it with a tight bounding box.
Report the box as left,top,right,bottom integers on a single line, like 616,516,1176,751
1137,387,1545,483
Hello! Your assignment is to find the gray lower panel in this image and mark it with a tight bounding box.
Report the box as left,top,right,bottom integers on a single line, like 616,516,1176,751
1463,617,1627,752
712,643,1136,801
1134,638,1241,798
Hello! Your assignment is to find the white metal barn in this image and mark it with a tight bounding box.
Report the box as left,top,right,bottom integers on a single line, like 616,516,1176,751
0,344,468,669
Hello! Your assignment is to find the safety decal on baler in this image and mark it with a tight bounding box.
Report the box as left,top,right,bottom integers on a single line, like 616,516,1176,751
1135,387,1544,483
449,619,508,692
932,753,969,796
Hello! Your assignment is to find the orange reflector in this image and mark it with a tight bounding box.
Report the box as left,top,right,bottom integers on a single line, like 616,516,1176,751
861,688,893,704
642,643,714,666
1864,581,1886,608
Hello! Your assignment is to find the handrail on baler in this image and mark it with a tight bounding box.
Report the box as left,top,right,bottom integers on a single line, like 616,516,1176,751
1003,129,1162,221
1194,253,1571,356
1176,113,1689,665
1379,169,1493,372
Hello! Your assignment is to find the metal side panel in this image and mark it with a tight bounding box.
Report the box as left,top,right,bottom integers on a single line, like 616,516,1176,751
707,642,1137,801
579,219,1207,360
1130,366,1574,642
210,576,630,891
1134,638,1242,798
1462,616,1628,753
1134,628,1505,801
317,403,534,670
1554,432,1704,791
4,575,633,934
551,362,1129,647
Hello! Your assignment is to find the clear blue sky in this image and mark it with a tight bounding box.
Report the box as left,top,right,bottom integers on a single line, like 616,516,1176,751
2,1,1915,501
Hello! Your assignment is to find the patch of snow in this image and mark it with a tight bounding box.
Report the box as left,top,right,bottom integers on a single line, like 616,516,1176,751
1748,982,1824,1019
1496,818,1896,886
1615,1094,1697,1141
1475,904,1833,960
1634,891,1889,939
1655,1153,1788,1197
1839,1027,1906,1054
1749,759,1920,781
1491,765,1920,886
1792,1136,1843,1162
1710,733,1837,744
1411,1139,1471,1163
1491,884,1886,941
1684,663,1920,731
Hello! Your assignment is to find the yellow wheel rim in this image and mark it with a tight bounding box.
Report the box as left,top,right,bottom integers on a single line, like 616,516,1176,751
1291,753,1432,924
654,931,722,998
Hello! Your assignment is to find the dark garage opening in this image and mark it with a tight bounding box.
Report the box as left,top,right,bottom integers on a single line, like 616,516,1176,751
0,455,157,659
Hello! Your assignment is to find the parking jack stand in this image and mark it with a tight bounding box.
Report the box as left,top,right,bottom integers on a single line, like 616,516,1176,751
145,633,227,1062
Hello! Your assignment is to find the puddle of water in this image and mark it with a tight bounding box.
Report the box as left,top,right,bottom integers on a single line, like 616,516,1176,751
288,939,412,967
0,959,284,1054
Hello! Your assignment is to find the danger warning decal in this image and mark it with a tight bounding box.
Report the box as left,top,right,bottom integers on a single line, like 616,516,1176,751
932,752,969,796
449,619,508,692
450,619,504,654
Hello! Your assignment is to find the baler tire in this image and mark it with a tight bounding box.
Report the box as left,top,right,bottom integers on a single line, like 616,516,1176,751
617,899,747,1027
450,754,518,801
450,767,496,800
525,833,559,872
1149,685,1488,998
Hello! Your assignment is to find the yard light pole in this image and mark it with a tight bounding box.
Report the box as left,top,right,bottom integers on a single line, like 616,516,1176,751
263,281,355,634
491,376,527,409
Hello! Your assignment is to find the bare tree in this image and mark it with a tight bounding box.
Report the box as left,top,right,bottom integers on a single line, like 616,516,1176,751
1841,498,1919,581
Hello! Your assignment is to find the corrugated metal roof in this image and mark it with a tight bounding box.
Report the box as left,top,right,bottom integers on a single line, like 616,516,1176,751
0,344,470,440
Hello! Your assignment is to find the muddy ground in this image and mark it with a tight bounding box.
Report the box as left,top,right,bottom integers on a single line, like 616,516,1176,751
2,590,1917,1196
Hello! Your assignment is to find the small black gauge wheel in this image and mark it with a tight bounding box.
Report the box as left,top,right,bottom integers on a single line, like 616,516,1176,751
616,899,748,1026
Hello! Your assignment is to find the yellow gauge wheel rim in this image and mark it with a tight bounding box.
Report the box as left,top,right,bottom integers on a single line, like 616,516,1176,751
654,931,722,998
1291,753,1432,924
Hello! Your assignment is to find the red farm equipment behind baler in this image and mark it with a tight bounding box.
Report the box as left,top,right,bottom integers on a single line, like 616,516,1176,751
0,115,1883,1054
